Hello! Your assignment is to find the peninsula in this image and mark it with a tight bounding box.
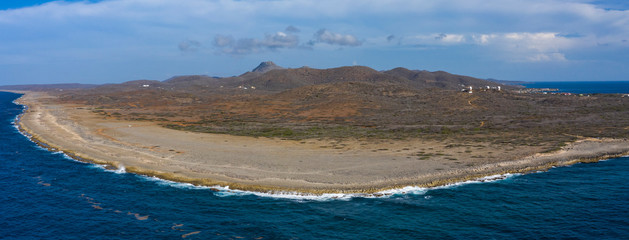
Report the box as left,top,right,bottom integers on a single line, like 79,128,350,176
6,62,629,194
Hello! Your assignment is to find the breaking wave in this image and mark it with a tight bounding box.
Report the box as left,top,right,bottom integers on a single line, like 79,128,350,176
133,172,520,201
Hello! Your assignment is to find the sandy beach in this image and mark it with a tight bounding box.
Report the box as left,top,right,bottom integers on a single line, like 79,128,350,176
13,91,629,194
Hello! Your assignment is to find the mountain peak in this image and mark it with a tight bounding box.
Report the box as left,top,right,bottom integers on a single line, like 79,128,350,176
252,61,284,73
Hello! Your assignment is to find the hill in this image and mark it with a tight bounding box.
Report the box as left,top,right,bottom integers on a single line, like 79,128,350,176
116,63,510,93
384,67,505,90
251,61,284,73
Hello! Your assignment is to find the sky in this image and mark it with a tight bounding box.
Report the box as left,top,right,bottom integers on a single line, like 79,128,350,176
1,0,629,85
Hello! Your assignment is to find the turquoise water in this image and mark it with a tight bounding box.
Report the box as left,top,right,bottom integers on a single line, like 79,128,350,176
1,91,628,239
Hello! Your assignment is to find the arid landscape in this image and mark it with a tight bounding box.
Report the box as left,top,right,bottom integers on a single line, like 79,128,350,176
5,62,629,193
54,62,629,150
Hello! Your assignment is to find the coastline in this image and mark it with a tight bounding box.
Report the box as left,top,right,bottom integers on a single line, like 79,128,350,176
10,91,629,195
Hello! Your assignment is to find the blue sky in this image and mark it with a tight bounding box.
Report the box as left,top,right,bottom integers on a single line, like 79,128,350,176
1,0,629,85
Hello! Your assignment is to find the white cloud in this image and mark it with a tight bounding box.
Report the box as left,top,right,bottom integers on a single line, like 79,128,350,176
312,29,362,46
2,0,627,46
526,52,567,62
472,32,578,62
213,31,299,54
401,32,581,62
1,0,629,83
285,25,300,33
406,33,467,45
435,33,465,43
213,35,235,47
262,32,299,49
178,40,201,52
473,32,564,49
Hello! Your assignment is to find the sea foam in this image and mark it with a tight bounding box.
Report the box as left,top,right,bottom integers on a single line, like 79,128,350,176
132,172,521,201
141,176,211,190
376,173,519,197
112,164,126,174
213,173,518,201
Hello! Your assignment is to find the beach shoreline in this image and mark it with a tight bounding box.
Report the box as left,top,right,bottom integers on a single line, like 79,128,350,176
10,91,629,194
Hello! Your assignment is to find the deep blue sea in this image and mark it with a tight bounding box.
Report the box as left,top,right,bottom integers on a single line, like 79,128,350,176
1,89,628,239
522,81,629,94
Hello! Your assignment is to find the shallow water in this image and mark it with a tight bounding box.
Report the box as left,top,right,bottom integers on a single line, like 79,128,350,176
1,91,628,239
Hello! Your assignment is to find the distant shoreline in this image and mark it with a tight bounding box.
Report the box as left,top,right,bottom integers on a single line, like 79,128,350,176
11,91,629,194
521,81,629,94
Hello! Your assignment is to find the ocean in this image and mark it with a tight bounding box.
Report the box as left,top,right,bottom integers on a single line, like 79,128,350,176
522,81,629,94
1,86,628,239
